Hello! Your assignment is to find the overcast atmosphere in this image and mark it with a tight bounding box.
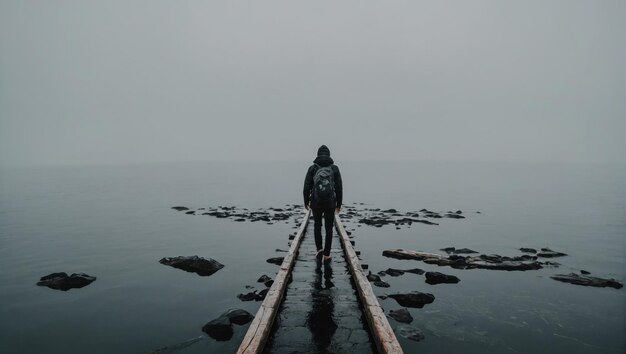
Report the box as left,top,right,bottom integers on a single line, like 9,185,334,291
1,0,624,166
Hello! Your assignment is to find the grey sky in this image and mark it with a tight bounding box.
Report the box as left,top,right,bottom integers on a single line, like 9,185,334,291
1,0,624,166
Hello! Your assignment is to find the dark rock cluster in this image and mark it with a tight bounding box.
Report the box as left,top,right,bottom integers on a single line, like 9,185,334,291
551,272,623,289
382,249,549,271
159,256,224,276
202,308,254,341
171,205,306,225
36,272,96,291
172,203,474,230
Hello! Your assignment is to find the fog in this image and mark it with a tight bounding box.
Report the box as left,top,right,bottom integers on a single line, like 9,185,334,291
1,0,624,166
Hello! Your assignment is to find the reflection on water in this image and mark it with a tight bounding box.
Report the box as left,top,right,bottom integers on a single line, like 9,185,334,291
307,260,338,352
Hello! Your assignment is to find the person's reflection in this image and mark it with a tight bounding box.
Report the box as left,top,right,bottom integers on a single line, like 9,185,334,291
307,259,338,352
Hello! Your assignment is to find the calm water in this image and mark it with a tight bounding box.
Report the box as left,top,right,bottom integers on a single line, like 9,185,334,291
0,161,624,354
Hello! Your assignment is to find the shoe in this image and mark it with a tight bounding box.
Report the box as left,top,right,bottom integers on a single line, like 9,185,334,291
323,255,332,263
316,250,323,259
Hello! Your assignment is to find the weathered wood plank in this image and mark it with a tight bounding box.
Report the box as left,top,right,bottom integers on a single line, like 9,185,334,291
236,210,311,354
335,214,404,354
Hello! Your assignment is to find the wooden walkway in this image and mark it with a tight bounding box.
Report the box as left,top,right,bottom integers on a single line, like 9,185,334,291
236,210,402,354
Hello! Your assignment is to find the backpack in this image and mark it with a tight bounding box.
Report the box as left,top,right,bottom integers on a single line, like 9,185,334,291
313,164,335,203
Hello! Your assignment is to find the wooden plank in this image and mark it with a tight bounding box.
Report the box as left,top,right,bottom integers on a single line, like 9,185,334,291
335,214,404,354
236,210,311,354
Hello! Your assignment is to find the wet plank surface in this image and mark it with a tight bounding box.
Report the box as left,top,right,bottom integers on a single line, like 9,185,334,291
263,218,377,354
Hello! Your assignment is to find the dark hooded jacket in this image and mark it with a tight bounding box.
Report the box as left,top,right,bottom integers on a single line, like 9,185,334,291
303,146,343,209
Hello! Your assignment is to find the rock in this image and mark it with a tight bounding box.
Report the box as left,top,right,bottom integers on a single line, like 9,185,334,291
383,249,543,271
185,210,196,215
388,292,435,308
398,326,425,342
172,206,189,211
257,288,269,300
159,256,224,276
519,247,537,253
367,271,381,282
36,272,96,291
455,210,462,214
378,295,388,300
373,281,390,288
202,315,233,341
441,247,478,254
264,280,274,288
580,270,590,275
551,273,623,289
385,268,405,277
237,291,258,301
454,248,478,254
425,272,460,285
266,257,284,265
275,249,288,253
382,209,398,213
389,308,413,323
537,248,567,258
444,213,465,219
257,275,272,283
223,309,254,325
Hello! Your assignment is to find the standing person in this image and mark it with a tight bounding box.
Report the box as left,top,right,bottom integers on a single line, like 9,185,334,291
303,145,343,262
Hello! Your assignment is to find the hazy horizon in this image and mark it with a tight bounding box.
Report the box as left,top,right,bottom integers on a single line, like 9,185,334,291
1,1,624,167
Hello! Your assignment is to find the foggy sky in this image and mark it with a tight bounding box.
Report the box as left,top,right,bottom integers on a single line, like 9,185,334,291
1,0,624,166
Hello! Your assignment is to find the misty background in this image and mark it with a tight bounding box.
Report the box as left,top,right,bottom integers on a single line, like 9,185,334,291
1,0,624,166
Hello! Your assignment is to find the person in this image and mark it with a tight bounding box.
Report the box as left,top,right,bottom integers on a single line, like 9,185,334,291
303,145,343,262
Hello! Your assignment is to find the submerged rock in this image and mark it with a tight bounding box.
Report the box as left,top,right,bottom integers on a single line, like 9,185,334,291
385,268,405,277
383,249,543,271
36,272,96,291
202,315,232,341
159,256,224,276
551,273,623,289
373,281,390,288
519,247,537,254
171,206,189,211
257,288,269,300
202,308,254,341
398,326,425,342
537,248,567,258
425,272,460,285
266,257,284,265
440,247,478,254
388,291,435,308
223,308,254,325
367,271,381,282
389,308,413,323
257,275,272,283
237,291,258,301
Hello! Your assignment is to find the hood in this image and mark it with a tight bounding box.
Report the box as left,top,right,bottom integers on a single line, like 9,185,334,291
317,145,330,157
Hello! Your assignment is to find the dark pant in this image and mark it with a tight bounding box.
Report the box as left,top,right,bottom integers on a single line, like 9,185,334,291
313,207,335,257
